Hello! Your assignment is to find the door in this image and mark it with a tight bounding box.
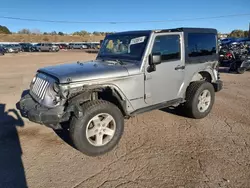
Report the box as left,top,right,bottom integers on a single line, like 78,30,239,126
42,43,48,51
144,33,185,105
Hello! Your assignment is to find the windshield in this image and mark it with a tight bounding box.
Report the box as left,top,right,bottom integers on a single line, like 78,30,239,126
98,33,150,61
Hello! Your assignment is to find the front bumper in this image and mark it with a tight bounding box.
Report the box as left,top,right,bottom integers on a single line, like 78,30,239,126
212,80,223,92
16,93,68,129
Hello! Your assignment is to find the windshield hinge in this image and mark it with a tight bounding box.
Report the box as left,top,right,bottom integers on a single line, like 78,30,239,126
144,74,152,80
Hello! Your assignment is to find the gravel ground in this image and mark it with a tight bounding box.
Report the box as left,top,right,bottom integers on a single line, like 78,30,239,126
0,51,250,188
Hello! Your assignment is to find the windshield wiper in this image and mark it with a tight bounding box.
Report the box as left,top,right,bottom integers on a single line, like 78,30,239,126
114,59,125,65
99,57,125,65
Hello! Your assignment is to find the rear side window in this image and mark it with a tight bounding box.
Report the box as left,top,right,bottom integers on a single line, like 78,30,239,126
152,35,181,62
188,33,217,57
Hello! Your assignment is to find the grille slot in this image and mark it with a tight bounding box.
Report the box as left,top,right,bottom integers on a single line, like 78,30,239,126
32,77,50,100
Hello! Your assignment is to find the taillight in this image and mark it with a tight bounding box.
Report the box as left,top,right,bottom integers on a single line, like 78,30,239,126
226,52,233,59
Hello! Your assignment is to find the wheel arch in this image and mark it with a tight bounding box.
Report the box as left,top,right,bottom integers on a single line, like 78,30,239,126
190,70,214,83
181,69,215,99
67,85,130,117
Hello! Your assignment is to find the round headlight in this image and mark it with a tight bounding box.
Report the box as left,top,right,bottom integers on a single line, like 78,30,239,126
53,83,60,93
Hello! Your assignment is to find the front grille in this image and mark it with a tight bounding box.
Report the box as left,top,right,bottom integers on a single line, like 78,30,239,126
32,77,50,100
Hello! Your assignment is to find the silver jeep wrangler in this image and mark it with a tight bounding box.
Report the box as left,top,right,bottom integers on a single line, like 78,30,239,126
17,28,223,156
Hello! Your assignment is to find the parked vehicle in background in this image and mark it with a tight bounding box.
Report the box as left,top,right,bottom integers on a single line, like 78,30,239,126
219,42,250,74
70,43,88,49
17,27,223,156
0,46,5,55
40,43,59,52
220,37,236,45
12,44,23,52
34,43,42,51
3,44,19,53
68,43,74,49
19,43,38,52
86,43,100,49
57,43,68,50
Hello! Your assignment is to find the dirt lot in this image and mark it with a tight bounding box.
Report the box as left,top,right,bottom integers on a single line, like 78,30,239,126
0,51,250,188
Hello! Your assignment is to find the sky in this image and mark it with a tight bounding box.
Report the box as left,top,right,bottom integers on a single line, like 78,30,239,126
0,0,250,34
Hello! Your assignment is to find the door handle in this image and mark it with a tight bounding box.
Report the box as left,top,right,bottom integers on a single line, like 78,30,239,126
175,65,185,70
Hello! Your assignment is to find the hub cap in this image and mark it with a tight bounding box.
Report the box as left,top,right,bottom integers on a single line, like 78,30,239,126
197,89,211,113
86,113,116,147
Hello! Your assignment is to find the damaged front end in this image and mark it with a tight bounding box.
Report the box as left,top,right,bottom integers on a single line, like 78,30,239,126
16,72,83,129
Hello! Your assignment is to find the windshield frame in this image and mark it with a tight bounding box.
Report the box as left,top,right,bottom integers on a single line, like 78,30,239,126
97,32,151,63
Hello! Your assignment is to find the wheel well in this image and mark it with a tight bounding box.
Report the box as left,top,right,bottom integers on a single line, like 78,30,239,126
199,71,212,82
97,87,127,116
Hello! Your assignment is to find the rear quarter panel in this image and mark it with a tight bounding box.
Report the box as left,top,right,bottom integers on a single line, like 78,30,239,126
179,61,218,97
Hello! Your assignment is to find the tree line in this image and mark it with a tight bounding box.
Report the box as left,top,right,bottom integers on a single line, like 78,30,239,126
0,25,113,36
226,30,249,38
0,24,249,38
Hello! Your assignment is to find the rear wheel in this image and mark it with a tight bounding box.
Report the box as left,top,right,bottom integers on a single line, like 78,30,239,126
182,81,215,119
70,100,124,156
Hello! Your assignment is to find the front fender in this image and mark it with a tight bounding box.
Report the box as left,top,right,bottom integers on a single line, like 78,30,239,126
65,83,134,116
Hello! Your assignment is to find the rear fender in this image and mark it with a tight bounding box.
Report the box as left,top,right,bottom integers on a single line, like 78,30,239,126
240,59,250,68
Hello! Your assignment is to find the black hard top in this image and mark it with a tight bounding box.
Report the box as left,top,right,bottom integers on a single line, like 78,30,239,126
108,27,217,36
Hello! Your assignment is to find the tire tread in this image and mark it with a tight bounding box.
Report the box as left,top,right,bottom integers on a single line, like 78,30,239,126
70,100,124,156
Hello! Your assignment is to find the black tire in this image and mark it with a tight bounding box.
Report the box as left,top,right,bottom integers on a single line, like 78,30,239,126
183,81,215,119
236,67,246,74
69,100,124,156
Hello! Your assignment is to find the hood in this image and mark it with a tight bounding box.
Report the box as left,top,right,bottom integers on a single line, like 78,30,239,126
38,60,132,83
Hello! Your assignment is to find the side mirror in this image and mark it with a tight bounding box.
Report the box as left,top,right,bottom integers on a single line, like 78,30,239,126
150,53,162,65
147,53,162,72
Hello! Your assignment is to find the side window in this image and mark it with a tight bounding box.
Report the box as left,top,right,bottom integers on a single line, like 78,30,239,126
152,35,181,62
188,33,217,57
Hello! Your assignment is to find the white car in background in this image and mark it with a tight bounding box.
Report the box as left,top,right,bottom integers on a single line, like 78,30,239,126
70,43,88,49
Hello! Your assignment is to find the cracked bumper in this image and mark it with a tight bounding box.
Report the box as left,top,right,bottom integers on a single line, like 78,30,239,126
16,93,67,129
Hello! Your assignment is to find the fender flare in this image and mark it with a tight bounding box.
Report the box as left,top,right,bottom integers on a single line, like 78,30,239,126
66,84,132,117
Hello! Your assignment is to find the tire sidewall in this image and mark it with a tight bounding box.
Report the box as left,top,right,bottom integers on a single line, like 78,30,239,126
237,67,246,74
191,82,215,119
70,102,124,156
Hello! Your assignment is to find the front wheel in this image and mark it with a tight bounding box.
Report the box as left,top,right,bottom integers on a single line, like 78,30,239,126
183,81,215,119
70,100,124,156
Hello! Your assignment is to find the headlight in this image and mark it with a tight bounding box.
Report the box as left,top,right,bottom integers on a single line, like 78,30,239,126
53,83,60,93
